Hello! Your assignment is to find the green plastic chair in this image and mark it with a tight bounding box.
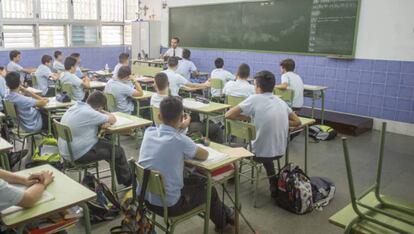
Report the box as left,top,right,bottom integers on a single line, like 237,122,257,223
132,63,163,77
104,93,117,112
3,100,42,170
210,79,224,102
225,95,246,107
274,88,294,107
61,83,74,99
151,106,161,127
130,160,206,234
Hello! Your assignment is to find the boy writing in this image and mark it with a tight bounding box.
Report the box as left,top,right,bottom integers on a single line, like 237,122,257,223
59,56,90,101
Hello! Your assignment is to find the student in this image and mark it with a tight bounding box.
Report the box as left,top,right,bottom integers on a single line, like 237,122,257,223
53,50,65,72
5,72,49,133
104,66,143,114
59,56,90,101
275,59,304,111
6,50,36,83
223,63,255,97
176,49,199,81
162,37,183,58
162,57,209,97
113,53,129,79
138,97,234,230
58,91,131,186
225,70,301,198
0,169,54,211
34,55,59,97
70,53,85,78
0,67,7,112
210,58,235,97
150,72,169,108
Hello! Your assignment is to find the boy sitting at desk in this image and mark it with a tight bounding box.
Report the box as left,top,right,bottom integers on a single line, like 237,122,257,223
162,57,209,97
6,50,36,85
5,72,49,133
210,58,236,98
275,59,304,111
0,66,7,112
113,53,129,79
104,66,143,114
225,70,301,198
70,53,86,79
35,55,59,97
138,96,234,230
0,169,54,212
53,50,65,72
176,49,199,81
223,63,255,97
58,91,131,186
60,56,90,102
150,72,169,108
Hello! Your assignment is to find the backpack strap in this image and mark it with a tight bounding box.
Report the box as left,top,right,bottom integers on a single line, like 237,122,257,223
138,169,151,211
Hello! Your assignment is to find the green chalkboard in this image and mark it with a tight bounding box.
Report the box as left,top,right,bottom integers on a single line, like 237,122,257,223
169,0,360,56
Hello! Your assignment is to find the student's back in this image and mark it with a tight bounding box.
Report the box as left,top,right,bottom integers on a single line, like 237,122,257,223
210,58,235,97
0,68,7,112
176,59,197,81
223,63,254,97
104,79,135,114
281,71,304,108
60,71,85,101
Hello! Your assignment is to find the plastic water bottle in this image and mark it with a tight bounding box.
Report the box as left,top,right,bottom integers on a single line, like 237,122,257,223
104,64,109,72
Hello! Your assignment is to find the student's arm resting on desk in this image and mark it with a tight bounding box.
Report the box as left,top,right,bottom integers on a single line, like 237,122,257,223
288,111,301,128
19,86,49,107
18,171,54,208
22,67,37,74
81,76,91,88
130,79,144,97
275,82,288,90
185,80,210,89
225,106,251,122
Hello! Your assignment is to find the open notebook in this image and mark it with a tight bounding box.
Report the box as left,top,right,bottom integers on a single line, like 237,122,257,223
1,184,55,215
112,115,134,128
183,99,208,109
194,144,229,166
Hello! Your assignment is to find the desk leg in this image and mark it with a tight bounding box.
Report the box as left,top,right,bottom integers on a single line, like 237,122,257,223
305,126,309,175
111,134,117,194
81,202,92,234
311,93,315,119
204,173,212,234
136,101,141,117
205,115,210,138
321,90,325,125
234,161,240,234
47,110,52,136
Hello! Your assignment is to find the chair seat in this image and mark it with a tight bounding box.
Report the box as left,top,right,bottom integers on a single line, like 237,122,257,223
169,204,206,223
64,160,98,171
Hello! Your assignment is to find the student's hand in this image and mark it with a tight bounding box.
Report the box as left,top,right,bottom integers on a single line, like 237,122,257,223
23,173,43,186
180,113,191,129
203,81,211,88
40,171,54,187
101,123,112,129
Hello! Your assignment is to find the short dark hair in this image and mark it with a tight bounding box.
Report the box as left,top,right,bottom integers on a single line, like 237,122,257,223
9,50,21,60
64,56,78,70
172,37,180,43
280,59,295,72
5,72,21,90
214,58,224,68
167,56,179,67
54,50,62,59
86,91,107,109
160,96,183,124
70,53,80,58
255,70,276,93
154,72,169,91
119,53,129,63
117,66,131,79
41,55,53,64
182,49,191,59
237,63,250,79
0,66,4,71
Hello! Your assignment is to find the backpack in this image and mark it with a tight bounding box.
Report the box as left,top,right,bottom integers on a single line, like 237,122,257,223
309,125,337,141
82,173,121,224
310,177,336,210
276,163,313,214
25,137,64,170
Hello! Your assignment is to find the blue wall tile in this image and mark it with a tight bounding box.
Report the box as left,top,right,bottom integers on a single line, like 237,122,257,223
401,61,414,74
386,61,401,73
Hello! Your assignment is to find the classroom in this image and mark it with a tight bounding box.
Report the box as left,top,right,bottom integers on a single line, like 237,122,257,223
0,0,413,233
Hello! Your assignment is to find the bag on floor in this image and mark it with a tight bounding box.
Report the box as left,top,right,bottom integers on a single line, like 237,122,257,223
276,163,313,214
309,125,337,141
82,173,121,224
26,137,64,170
310,177,336,210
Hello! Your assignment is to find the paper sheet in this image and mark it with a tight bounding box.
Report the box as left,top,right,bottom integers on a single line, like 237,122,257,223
196,144,229,166
112,115,134,128
1,184,55,215
183,99,208,109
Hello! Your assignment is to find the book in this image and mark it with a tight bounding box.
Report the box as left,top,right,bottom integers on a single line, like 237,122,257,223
195,144,229,166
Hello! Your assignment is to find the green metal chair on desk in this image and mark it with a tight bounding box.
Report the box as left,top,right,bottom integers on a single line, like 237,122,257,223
210,79,224,102
130,159,206,234
274,88,294,107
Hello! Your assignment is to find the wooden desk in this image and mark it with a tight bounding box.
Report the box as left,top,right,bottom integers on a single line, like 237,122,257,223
183,98,231,137
88,81,106,90
304,84,328,124
132,91,154,117
185,143,253,234
92,70,113,77
42,98,76,135
0,164,96,234
80,67,91,73
0,137,13,170
132,59,166,67
329,192,414,234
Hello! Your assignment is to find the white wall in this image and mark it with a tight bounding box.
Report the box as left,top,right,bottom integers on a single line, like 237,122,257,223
148,0,414,61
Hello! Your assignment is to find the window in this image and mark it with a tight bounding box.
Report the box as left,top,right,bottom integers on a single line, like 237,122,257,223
102,26,122,45
124,24,132,45
40,0,68,19
73,0,97,20
125,0,138,21
3,25,35,48
39,26,66,47
1,0,33,18
101,0,123,22
71,26,98,46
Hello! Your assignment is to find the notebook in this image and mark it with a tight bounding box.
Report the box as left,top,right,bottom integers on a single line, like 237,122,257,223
1,184,55,215
183,99,208,109
195,144,229,166
112,115,134,128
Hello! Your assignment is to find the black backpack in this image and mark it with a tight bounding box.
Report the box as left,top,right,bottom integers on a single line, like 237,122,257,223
310,177,336,210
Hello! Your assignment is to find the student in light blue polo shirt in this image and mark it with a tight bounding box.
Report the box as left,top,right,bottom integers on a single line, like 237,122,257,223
53,50,65,72
138,97,234,231
104,66,143,114
6,50,36,84
210,58,236,97
5,72,49,133
162,57,209,96
34,55,59,97
225,70,301,198
176,49,199,81
112,53,129,79
0,67,7,112
70,53,85,78
59,56,90,101
223,63,255,97
275,59,304,111
58,91,131,186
